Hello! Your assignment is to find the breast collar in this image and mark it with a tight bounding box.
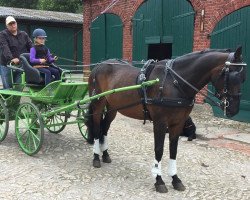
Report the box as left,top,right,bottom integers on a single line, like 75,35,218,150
136,59,195,123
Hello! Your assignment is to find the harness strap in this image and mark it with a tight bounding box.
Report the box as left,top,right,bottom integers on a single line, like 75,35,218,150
147,97,194,107
137,59,156,124
165,65,220,107
159,59,172,99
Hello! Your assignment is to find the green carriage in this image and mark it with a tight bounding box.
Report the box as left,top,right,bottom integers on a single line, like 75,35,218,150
0,54,158,156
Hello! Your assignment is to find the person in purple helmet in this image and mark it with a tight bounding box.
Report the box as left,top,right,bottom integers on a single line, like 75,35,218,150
30,28,60,85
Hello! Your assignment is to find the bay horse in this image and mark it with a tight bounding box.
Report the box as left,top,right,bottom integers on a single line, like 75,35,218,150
86,47,246,193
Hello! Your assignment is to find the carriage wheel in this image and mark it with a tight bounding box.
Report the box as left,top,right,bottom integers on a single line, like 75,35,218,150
77,105,89,140
0,99,9,142
15,102,44,156
46,112,68,134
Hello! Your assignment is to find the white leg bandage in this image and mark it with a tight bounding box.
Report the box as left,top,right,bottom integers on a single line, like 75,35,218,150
93,139,101,155
168,159,177,176
100,136,108,152
151,159,162,178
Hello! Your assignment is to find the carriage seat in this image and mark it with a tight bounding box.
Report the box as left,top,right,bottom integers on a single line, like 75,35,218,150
19,53,45,85
19,53,62,86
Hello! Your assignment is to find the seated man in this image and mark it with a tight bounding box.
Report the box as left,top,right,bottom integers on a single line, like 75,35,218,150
30,28,60,85
0,16,32,88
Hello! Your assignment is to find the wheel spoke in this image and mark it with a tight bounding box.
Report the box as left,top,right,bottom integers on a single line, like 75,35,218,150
46,112,67,134
0,99,9,142
30,131,38,150
18,129,29,140
30,129,40,141
77,108,89,140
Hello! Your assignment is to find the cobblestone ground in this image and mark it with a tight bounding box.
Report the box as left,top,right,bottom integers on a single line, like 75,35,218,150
0,104,249,200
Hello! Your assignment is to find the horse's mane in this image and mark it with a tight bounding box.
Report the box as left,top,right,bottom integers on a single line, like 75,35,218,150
199,48,231,53
174,48,231,63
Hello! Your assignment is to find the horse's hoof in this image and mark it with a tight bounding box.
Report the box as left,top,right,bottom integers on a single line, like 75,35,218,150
172,181,186,191
102,155,112,163
93,159,101,168
155,184,168,193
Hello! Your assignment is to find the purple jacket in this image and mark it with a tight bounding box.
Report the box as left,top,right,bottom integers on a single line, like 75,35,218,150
30,45,55,64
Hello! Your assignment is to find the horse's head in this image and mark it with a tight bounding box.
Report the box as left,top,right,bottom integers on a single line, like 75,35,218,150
211,46,247,117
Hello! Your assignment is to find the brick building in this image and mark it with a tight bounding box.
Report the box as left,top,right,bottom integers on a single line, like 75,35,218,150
83,0,250,121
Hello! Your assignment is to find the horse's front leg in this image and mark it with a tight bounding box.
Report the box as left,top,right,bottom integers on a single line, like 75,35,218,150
168,128,186,191
152,121,168,193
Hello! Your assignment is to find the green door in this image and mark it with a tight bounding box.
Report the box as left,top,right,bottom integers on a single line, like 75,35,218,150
210,6,250,122
90,14,123,64
132,0,194,63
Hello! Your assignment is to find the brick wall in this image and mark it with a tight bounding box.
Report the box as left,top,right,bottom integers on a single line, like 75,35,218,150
83,0,250,103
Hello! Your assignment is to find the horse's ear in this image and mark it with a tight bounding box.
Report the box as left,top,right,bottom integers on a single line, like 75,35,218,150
234,46,242,60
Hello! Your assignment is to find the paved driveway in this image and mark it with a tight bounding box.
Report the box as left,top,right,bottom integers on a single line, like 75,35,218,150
0,104,249,200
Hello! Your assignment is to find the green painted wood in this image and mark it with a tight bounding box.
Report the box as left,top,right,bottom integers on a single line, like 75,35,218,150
90,14,106,64
77,29,83,65
210,6,250,122
90,14,123,64
106,14,123,60
45,79,159,118
132,0,194,62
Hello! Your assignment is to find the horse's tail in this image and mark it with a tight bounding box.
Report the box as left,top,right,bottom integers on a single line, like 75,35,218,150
86,64,105,144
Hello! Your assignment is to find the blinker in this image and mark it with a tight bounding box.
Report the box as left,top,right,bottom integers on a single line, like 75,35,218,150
228,71,241,85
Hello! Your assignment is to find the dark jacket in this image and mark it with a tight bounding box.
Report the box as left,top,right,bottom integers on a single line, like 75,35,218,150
34,45,49,59
0,29,32,65
30,45,55,65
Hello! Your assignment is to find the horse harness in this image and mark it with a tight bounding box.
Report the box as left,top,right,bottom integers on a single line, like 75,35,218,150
86,55,245,121
137,52,246,121
137,59,195,123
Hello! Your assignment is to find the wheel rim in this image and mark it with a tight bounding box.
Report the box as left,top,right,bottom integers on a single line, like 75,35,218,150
0,99,9,142
77,108,88,140
46,112,67,134
15,103,44,155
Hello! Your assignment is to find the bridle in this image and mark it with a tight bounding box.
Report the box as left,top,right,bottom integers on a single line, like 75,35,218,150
213,53,247,115
164,52,247,116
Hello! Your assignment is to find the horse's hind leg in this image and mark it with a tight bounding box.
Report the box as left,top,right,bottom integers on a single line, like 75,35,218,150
91,99,107,168
152,121,168,193
100,108,117,163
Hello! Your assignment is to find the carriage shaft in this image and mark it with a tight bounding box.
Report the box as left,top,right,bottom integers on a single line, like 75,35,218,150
43,79,159,118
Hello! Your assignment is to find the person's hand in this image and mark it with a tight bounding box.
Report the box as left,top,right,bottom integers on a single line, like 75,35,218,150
40,58,47,64
11,58,19,65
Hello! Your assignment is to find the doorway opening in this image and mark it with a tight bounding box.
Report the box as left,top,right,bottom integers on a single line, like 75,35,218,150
147,43,172,61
